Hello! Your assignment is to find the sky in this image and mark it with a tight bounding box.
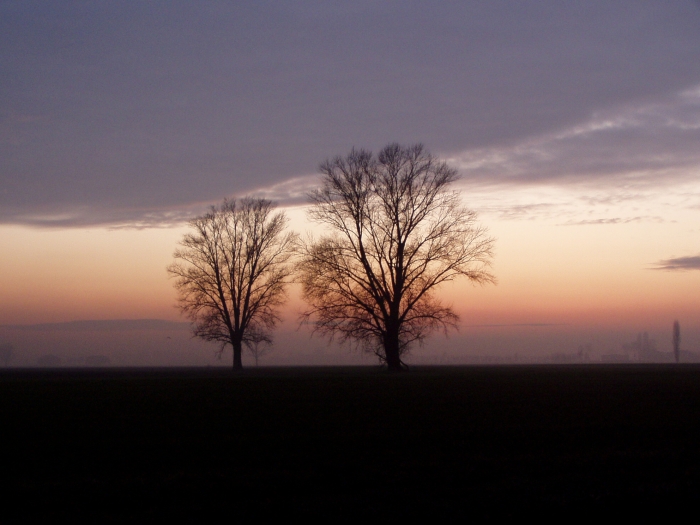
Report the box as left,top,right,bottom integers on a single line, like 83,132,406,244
1,1,699,366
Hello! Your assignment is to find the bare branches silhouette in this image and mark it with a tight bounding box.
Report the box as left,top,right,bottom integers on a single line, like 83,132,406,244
168,198,296,370
297,144,495,371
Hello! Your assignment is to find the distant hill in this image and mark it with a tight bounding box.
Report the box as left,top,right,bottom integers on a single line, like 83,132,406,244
0,319,211,367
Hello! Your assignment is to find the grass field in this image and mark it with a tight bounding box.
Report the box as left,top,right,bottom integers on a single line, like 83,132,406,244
2,365,700,520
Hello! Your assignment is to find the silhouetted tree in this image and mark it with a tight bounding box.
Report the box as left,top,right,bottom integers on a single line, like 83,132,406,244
673,320,681,364
297,144,495,371
247,335,272,366
168,198,296,370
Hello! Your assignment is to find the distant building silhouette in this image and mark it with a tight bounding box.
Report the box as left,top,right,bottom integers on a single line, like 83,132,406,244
622,332,662,362
673,321,681,363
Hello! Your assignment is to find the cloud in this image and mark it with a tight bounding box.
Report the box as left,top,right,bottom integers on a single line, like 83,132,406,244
463,202,560,221
1,2,700,227
650,255,700,271
247,175,320,208
449,85,700,191
460,175,696,224
9,204,213,229
464,323,566,328
561,216,664,226
5,178,322,228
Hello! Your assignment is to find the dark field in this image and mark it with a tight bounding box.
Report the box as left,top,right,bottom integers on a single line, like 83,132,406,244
2,365,700,520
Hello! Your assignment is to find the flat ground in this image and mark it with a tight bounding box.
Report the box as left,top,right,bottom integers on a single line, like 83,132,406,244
2,365,700,520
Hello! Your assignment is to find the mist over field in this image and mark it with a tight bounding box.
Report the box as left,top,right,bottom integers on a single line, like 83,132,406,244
2,2,699,366
2,318,698,368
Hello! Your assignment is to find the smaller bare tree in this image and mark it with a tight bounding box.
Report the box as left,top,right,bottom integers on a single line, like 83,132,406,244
673,320,681,364
247,335,273,367
168,198,296,370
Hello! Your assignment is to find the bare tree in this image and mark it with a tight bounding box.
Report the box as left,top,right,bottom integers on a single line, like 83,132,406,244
247,336,273,367
297,143,495,371
168,198,296,370
673,320,681,364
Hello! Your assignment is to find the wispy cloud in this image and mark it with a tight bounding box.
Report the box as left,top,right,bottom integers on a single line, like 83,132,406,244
4,180,321,229
464,323,567,328
10,204,213,229
448,84,700,191
461,177,693,225
247,175,320,207
476,202,559,221
650,255,700,271
561,216,664,226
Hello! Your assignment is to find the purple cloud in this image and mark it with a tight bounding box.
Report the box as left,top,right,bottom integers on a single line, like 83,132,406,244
2,1,700,226
651,255,700,271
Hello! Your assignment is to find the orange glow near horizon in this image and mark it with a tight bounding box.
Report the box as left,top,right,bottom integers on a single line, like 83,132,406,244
1,190,698,339
447,216,700,330
0,225,185,324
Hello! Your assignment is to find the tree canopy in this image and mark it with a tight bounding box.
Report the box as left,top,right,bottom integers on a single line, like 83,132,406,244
298,143,495,371
168,198,296,369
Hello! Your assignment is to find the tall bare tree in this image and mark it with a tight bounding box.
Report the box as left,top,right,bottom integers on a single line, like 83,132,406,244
297,144,495,371
168,198,296,370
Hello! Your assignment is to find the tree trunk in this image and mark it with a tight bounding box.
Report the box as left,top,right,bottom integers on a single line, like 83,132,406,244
232,339,243,370
384,327,403,372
